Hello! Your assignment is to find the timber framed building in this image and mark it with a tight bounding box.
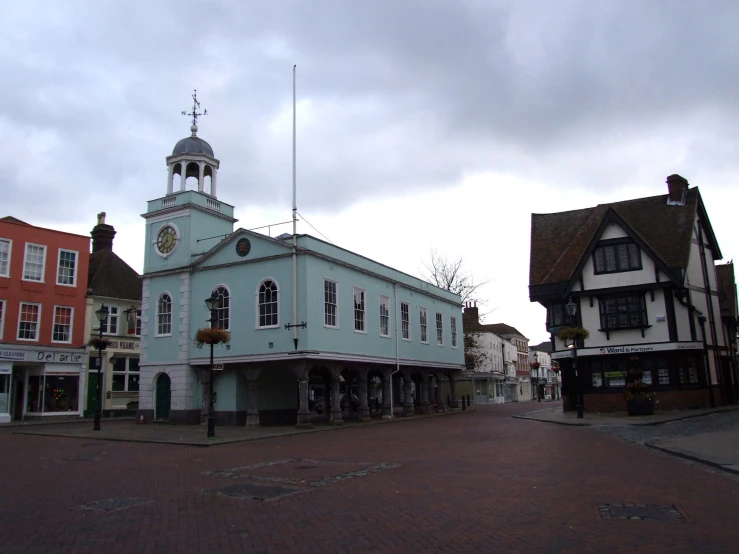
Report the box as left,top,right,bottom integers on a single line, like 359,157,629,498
529,174,738,412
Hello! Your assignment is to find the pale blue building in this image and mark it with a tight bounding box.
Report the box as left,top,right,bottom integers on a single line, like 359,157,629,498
138,122,464,426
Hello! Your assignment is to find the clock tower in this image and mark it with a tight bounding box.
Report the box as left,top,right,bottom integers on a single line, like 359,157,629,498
142,92,237,274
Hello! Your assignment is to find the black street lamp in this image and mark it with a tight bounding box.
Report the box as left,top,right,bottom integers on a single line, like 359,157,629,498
204,291,219,438
93,304,109,431
564,296,583,419
530,352,541,402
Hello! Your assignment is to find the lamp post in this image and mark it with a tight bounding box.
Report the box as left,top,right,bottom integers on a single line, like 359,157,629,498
204,291,219,437
530,352,541,402
564,296,583,418
93,304,109,431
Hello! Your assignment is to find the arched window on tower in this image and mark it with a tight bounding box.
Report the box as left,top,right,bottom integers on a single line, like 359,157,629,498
157,293,172,336
257,279,279,328
185,161,199,191
204,166,213,195
212,286,230,330
172,163,182,191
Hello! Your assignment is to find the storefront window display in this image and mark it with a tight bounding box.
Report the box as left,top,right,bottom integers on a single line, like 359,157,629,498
0,374,9,415
26,372,80,414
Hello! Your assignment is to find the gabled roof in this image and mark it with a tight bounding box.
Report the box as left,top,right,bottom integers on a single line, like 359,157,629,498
88,249,142,301
478,323,527,340
530,341,552,353
530,186,719,294
716,263,737,320
1,216,29,225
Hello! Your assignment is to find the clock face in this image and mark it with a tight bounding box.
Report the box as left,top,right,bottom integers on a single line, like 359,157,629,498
156,225,177,254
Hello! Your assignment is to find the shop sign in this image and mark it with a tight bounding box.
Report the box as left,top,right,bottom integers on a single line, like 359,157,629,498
106,340,139,351
35,351,84,364
0,350,26,361
550,341,702,359
0,362,12,374
604,371,627,378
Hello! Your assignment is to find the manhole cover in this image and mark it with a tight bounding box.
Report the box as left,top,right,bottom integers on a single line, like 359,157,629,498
80,498,152,512
205,482,309,501
597,504,687,522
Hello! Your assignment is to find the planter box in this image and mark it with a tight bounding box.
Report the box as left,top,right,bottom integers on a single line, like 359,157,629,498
627,398,654,416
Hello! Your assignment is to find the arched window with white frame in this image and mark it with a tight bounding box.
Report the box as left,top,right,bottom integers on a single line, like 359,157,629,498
257,279,279,328
157,293,172,336
212,285,230,330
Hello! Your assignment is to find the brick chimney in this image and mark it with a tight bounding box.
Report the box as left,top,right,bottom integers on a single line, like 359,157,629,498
90,212,116,252
463,301,479,325
666,174,688,206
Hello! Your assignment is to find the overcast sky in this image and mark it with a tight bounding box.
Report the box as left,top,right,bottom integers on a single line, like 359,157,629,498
2,0,738,345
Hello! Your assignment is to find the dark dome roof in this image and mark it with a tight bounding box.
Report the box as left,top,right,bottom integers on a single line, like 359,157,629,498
172,136,214,157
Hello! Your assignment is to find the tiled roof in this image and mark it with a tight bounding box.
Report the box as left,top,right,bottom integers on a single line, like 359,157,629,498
1,216,30,225
87,249,142,301
530,341,552,352
530,187,701,288
478,323,527,340
716,263,737,319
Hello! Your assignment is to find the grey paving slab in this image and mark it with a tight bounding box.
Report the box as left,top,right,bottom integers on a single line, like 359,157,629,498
646,430,739,475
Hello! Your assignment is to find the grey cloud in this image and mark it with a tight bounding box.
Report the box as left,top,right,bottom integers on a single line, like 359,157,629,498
2,0,739,222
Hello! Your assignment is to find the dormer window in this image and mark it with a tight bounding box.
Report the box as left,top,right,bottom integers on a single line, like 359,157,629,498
593,239,641,274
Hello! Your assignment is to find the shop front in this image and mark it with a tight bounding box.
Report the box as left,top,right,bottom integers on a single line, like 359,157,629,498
0,346,86,422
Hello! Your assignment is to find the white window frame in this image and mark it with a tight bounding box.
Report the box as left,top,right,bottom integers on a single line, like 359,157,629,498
212,285,231,330
56,248,78,287
256,278,280,329
0,299,5,340
401,302,410,341
17,302,42,341
51,305,74,344
379,295,390,338
111,357,140,392
22,243,46,282
353,287,366,333
419,307,428,344
436,312,444,345
0,238,11,278
156,293,173,337
324,279,338,329
101,305,120,335
451,316,457,348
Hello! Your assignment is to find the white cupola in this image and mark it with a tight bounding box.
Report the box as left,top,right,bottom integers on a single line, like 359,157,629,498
165,91,220,197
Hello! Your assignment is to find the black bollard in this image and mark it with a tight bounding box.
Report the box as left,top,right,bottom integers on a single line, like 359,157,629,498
447,394,451,408
462,397,467,410
466,394,471,407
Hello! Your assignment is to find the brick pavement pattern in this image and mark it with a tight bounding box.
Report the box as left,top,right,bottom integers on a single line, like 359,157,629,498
2,403,739,553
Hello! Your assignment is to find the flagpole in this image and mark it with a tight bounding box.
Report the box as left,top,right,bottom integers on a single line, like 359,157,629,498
292,64,298,350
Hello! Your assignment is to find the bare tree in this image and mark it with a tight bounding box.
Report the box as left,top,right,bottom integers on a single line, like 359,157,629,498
421,249,490,372
420,249,487,304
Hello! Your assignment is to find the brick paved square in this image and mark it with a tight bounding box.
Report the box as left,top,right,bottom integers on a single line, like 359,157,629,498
2,403,739,553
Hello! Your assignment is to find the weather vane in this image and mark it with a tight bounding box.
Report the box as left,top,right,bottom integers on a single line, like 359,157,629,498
182,89,207,127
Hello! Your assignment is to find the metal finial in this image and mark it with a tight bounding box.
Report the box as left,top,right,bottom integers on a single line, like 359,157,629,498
181,89,208,132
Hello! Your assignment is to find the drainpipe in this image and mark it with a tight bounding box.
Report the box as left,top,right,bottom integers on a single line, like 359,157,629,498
387,283,401,418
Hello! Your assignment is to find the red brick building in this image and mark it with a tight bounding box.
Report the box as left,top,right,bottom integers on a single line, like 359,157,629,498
0,217,90,422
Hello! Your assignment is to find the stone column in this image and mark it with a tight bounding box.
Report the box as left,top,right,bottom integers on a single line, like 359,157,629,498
428,375,435,407
167,165,174,194
244,369,261,427
198,162,205,192
211,168,217,197
436,374,447,411
180,165,186,191
450,373,461,409
358,369,370,421
330,371,343,424
419,375,430,414
382,368,393,418
296,376,312,428
402,373,414,417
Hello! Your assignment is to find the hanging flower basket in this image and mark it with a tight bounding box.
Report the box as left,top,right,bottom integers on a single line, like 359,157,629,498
193,327,231,348
88,337,111,350
530,361,540,369
558,326,590,343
